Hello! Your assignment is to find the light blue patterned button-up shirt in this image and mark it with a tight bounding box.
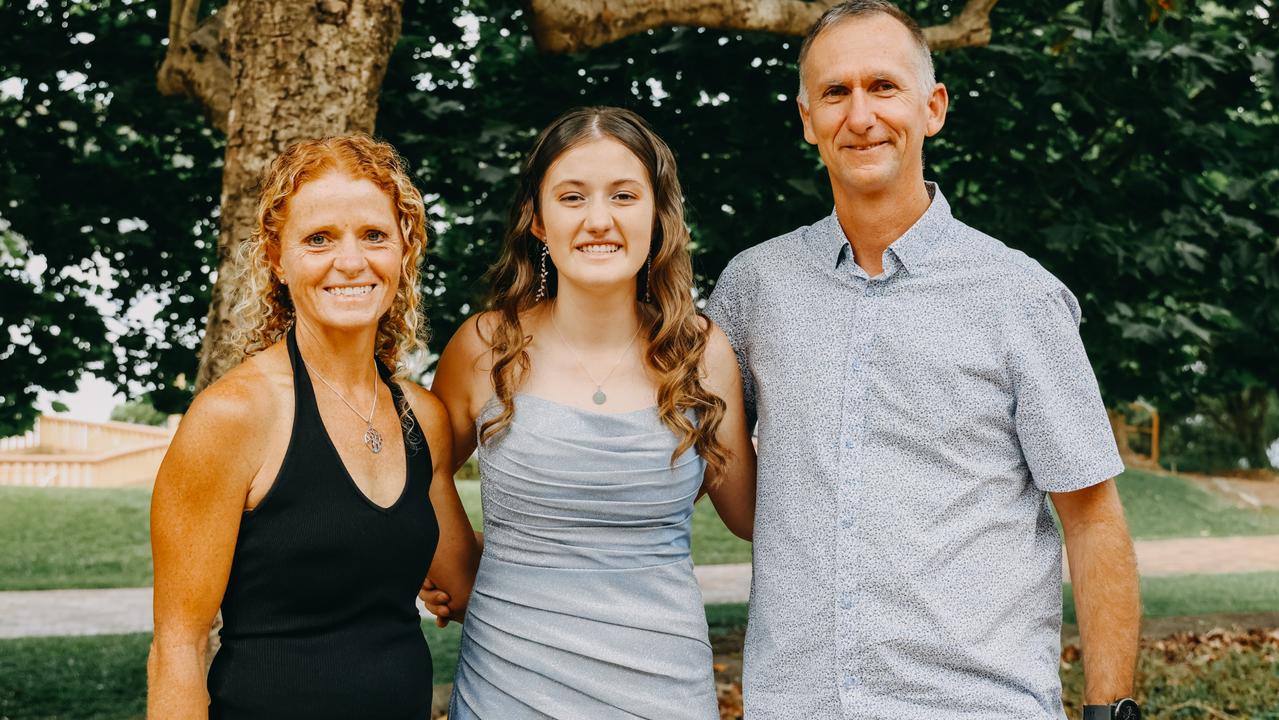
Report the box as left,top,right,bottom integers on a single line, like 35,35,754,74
705,184,1124,720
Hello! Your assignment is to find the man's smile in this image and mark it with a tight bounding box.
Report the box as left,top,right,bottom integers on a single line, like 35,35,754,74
845,140,890,152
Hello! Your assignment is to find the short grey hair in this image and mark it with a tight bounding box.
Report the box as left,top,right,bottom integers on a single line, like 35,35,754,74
796,0,936,107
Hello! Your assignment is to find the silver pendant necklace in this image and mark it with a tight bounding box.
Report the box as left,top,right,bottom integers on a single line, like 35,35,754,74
307,362,383,454
549,303,642,405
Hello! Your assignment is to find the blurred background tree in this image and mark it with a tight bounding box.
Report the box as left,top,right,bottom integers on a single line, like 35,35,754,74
2,0,1275,470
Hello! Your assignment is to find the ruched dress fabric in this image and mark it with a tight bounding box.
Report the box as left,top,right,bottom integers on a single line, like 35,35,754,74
449,394,719,720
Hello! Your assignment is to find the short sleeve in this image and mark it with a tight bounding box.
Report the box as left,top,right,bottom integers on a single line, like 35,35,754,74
1010,286,1124,492
705,259,757,427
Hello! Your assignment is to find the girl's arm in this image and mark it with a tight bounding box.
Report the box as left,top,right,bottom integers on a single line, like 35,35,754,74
702,322,757,540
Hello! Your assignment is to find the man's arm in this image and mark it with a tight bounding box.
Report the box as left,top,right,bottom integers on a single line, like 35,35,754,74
1051,478,1140,705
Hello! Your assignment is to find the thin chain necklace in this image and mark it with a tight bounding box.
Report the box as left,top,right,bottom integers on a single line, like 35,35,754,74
301,348,383,454
549,303,642,406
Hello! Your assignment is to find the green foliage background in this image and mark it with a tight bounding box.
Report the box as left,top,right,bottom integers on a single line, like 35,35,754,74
2,0,1276,464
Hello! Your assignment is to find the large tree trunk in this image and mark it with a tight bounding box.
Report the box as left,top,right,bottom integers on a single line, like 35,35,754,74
160,0,404,393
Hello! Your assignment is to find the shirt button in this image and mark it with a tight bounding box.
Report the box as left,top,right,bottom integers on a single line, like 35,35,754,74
838,594,853,610
843,439,856,449
842,670,856,688
851,358,861,371
840,515,854,529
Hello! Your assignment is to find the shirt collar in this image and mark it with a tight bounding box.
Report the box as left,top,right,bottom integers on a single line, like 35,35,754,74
818,182,953,275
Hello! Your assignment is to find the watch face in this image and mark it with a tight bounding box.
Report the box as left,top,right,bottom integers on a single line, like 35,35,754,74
1114,698,1141,720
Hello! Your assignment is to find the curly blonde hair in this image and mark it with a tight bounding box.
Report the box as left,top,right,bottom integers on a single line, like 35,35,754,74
478,107,730,482
229,135,429,376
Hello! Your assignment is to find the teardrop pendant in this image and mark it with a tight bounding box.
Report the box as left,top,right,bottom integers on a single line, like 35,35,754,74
592,388,607,405
363,425,383,454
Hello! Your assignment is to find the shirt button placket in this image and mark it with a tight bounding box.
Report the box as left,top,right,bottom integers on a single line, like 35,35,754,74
836,280,878,706
841,279,884,708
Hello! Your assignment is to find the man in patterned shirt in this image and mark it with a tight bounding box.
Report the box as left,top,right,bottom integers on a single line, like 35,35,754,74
705,2,1142,718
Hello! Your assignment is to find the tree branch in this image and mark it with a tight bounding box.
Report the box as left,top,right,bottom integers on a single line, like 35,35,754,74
167,0,200,47
527,0,1001,54
925,0,999,50
157,3,231,133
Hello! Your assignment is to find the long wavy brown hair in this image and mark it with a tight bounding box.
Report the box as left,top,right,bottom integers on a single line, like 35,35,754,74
479,107,730,481
229,135,429,377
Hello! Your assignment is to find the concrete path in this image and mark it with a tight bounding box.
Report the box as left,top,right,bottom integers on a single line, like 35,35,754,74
1065,534,1279,578
5,535,1279,640
0,587,154,639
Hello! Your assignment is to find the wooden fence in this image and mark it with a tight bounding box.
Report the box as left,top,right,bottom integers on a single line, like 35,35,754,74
0,415,176,488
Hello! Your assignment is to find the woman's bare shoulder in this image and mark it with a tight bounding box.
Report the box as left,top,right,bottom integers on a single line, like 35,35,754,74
156,344,292,500
181,344,289,443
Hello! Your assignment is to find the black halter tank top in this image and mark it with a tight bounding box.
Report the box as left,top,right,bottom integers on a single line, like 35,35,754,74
208,328,439,719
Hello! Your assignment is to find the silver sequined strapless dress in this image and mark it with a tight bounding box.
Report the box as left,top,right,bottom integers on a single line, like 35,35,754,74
449,394,719,719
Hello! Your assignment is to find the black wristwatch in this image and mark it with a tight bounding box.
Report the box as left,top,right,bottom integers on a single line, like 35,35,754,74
1083,698,1140,720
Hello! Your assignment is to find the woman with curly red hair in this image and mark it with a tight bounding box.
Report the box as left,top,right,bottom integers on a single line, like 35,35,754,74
148,135,479,719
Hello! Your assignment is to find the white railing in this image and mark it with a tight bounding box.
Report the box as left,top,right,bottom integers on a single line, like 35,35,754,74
0,427,40,453
0,416,176,488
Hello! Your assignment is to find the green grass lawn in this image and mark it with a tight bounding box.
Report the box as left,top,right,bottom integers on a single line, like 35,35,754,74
1066,571,1279,623
0,623,457,720
0,632,149,720
4,468,1279,591
1113,469,1279,539
0,487,153,591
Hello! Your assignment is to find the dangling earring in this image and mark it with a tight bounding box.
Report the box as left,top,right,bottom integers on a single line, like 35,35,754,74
643,253,653,304
535,243,549,301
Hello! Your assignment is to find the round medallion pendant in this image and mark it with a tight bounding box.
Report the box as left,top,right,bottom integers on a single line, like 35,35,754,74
363,426,384,454
592,389,607,405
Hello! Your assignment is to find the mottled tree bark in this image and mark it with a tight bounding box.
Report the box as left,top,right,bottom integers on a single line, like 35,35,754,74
159,0,403,392
527,0,1000,54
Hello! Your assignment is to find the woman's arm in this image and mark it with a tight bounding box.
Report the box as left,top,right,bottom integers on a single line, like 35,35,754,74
701,322,757,540
148,381,263,720
403,383,481,626
432,314,490,474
